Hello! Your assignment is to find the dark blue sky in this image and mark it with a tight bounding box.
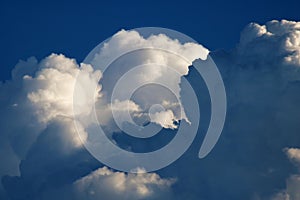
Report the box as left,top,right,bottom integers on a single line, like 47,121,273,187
0,0,299,81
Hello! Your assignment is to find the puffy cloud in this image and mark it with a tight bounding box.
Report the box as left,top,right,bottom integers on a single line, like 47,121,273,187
157,19,300,200
92,29,209,72
25,54,102,124
64,29,209,133
149,109,178,129
73,166,176,200
284,175,300,200
96,99,142,132
270,148,300,200
285,148,300,166
0,52,176,199
1,19,300,200
89,29,208,130
0,53,103,199
238,20,300,69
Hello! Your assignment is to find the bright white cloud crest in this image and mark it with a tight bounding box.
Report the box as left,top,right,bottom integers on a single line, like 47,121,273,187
87,29,209,132
71,27,225,173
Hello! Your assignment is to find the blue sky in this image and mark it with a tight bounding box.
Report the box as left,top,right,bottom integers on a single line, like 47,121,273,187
1,0,299,81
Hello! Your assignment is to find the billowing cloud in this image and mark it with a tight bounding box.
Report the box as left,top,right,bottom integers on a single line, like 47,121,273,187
149,109,178,129
72,167,176,200
159,19,300,200
0,52,176,200
270,148,300,200
90,29,209,131
0,54,102,199
1,19,300,200
29,54,101,121
285,148,300,166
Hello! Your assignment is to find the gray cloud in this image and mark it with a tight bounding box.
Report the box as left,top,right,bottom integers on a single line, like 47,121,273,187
159,19,300,200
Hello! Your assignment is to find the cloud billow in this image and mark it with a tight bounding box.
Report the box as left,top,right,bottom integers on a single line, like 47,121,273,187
0,20,300,200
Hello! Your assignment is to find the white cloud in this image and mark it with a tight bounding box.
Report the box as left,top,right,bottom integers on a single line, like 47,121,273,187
285,148,300,166
89,29,209,130
271,148,300,200
92,29,209,71
0,48,178,199
149,109,178,129
25,54,102,124
95,99,143,133
284,148,300,200
238,20,300,72
73,166,176,200
0,54,102,199
1,20,300,200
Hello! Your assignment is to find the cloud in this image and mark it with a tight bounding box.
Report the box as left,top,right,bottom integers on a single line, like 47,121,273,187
72,167,176,200
25,54,102,124
270,148,300,200
1,20,300,200
0,30,206,198
149,109,178,129
285,148,300,166
0,53,102,199
91,29,209,72
157,19,300,200
0,52,176,200
282,148,300,200
96,99,142,133
237,20,300,70
89,29,209,130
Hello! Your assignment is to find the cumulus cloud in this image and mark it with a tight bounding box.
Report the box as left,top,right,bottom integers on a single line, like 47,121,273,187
1,19,300,200
91,29,209,71
96,99,142,133
72,167,176,200
270,148,300,200
238,20,300,72
0,52,176,200
0,53,103,199
158,19,300,200
149,109,179,129
89,29,209,130
25,54,102,124
0,54,100,182
0,30,206,198
285,148,300,166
